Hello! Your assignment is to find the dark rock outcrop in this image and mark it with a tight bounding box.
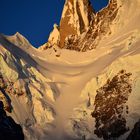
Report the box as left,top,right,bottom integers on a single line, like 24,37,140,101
92,70,132,140
127,120,140,140
0,101,24,140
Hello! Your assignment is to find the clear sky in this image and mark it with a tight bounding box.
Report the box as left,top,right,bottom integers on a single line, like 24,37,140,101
0,0,109,47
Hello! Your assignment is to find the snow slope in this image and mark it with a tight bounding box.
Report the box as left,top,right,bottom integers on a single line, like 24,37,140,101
0,0,140,140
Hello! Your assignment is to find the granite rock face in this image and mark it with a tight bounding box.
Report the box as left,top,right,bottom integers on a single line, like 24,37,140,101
91,70,132,139
59,0,95,48
40,0,119,52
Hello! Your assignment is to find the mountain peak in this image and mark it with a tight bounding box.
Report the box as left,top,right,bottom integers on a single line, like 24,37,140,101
59,0,95,47
39,0,119,51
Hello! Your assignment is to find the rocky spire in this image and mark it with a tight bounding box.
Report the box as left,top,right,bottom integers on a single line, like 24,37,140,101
59,0,95,47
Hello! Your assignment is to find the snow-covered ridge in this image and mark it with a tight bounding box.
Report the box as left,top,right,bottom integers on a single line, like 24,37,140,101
40,0,140,52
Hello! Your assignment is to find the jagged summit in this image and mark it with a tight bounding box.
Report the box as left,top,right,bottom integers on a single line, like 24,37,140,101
0,32,34,49
39,24,60,50
59,0,95,47
39,0,119,51
39,0,95,50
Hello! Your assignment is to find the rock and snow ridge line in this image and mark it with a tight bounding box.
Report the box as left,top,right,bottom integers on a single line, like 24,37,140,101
39,0,119,51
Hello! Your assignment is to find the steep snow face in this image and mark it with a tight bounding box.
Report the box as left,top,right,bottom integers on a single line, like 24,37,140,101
0,0,140,140
0,34,57,140
69,55,140,140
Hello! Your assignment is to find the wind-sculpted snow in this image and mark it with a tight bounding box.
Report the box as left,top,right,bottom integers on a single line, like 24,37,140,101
0,34,57,139
0,0,140,140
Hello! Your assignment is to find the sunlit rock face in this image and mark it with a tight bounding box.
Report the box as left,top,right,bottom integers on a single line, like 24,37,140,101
0,0,140,140
77,0,118,51
59,0,95,48
40,0,119,51
63,0,119,51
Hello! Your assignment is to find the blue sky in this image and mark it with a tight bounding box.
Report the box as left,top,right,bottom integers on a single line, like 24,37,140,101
0,0,108,47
